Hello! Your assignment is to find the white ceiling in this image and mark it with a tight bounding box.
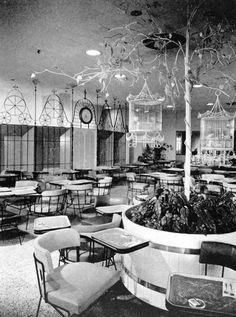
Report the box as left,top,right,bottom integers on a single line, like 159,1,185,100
0,0,236,111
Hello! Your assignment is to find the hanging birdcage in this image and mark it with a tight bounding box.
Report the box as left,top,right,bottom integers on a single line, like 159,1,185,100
198,92,236,165
126,79,165,147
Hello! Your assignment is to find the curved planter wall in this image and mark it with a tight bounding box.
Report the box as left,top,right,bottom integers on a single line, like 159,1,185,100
121,206,236,310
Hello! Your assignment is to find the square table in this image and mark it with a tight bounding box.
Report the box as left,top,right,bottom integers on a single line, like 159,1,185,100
96,204,130,215
166,273,236,316
90,228,149,267
33,215,71,234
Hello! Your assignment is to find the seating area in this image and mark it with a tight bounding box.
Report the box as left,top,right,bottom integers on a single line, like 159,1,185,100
3,165,236,248
0,179,165,317
1,168,236,317
1,1,236,316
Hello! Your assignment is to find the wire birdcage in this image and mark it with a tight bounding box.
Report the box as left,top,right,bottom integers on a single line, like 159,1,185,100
126,79,165,147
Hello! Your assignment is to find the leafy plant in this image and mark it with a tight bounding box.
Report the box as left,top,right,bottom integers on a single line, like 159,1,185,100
130,189,236,234
138,143,173,163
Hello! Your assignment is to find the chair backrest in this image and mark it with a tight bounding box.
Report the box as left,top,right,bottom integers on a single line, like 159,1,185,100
15,180,38,188
135,174,156,185
94,180,112,196
42,188,67,197
159,175,184,192
199,241,236,276
66,184,93,191
66,184,95,207
102,176,113,183
34,228,80,274
126,172,136,181
34,189,67,215
99,177,112,186
75,214,122,233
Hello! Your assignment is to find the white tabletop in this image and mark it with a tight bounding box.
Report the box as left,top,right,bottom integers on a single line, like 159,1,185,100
96,204,130,215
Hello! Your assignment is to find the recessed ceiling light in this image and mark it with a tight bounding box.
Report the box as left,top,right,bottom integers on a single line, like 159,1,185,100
207,102,214,106
85,49,101,56
114,73,126,79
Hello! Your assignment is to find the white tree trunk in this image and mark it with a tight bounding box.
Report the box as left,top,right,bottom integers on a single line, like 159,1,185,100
184,15,192,200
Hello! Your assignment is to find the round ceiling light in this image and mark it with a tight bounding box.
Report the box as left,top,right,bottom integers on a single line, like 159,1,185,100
114,73,127,79
86,49,101,56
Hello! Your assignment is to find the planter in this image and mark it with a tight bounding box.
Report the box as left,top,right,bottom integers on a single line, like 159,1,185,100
121,206,236,310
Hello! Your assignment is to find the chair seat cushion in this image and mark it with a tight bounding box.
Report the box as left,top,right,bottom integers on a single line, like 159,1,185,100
46,262,120,315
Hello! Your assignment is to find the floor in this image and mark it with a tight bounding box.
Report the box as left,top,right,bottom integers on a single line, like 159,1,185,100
0,181,170,317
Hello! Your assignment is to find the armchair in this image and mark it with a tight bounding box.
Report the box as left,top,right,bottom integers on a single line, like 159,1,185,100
5,180,39,229
92,177,113,206
33,228,120,317
0,204,22,244
33,189,66,217
126,172,150,205
65,184,95,217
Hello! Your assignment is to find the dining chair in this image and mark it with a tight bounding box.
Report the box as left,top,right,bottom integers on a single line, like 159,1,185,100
33,189,67,217
159,174,184,193
92,177,113,206
126,172,150,204
65,184,95,217
0,204,22,244
33,228,120,317
5,180,39,229
199,241,236,277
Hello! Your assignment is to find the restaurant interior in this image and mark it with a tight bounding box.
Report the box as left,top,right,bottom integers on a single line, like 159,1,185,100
1,0,236,316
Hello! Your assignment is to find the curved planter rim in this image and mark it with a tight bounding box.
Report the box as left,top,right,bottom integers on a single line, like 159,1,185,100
122,205,236,249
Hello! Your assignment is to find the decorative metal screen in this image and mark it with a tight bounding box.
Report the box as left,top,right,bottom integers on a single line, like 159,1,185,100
97,130,113,166
73,127,96,168
114,132,126,165
0,124,34,172
35,126,71,171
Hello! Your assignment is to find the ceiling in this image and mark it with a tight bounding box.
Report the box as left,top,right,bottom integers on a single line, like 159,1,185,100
1,0,236,111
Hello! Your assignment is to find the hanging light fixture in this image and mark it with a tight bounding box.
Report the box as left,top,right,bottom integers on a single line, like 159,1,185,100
126,78,165,147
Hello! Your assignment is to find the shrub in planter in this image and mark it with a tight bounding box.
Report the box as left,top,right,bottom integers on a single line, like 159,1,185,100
130,188,236,234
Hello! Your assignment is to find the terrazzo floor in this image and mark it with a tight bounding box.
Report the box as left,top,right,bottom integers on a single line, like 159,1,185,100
0,182,168,317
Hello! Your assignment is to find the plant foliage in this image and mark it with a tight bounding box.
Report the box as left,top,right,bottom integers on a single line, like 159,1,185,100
130,189,236,234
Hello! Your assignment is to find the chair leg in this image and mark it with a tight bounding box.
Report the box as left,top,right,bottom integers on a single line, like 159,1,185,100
17,227,22,245
25,210,30,230
205,263,207,275
36,296,42,317
222,266,225,277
